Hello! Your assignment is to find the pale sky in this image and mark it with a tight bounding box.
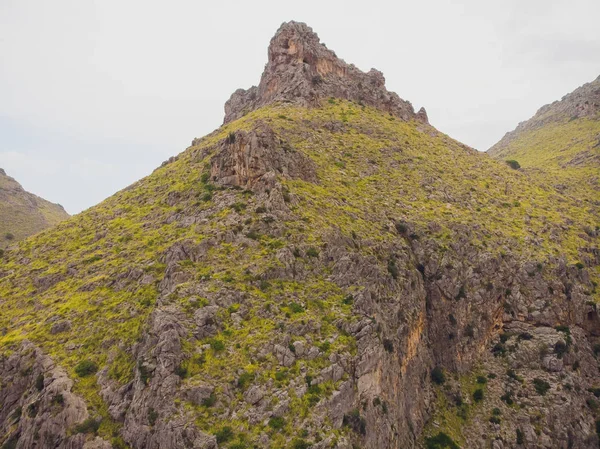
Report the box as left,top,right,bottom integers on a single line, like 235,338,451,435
1,0,599,214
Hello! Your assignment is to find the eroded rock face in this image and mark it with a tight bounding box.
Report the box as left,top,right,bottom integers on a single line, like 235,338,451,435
210,125,318,191
224,21,426,125
0,342,109,449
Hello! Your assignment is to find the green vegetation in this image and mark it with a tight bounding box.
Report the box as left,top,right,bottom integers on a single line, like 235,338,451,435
425,432,460,449
431,366,446,385
505,160,520,169
74,360,98,377
0,98,597,446
533,378,551,396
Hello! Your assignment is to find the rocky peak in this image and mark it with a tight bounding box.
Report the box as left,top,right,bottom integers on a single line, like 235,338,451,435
224,21,427,124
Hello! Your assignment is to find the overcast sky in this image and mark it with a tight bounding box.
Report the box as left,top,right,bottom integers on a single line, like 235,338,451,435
1,0,599,214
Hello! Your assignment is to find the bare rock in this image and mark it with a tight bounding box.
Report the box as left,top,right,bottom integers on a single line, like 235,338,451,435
223,21,424,125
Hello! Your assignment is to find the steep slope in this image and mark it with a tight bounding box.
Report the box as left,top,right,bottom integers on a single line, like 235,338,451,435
488,75,600,208
0,22,599,449
0,168,69,248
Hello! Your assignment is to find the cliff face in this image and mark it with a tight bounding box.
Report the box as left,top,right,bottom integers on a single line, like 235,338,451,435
0,22,599,449
0,168,69,248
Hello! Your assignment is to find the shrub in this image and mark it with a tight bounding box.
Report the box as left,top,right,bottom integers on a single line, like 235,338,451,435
395,221,408,234
215,427,234,444
226,132,236,144
289,302,304,313
516,428,524,444
383,339,394,353
237,370,254,390
292,439,311,449
74,360,98,377
500,391,514,405
201,392,217,407
306,247,319,258
51,394,64,407
489,416,501,424
231,202,246,213
533,378,551,395
455,285,466,300
210,339,225,352
554,341,568,358
174,364,188,378
35,373,44,391
342,409,366,435
464,324,475,338
431,366,446,385
4,233,14,241
492,343,506,357
74,418,101,434
387,259,399,280
27,402,38,418
138,363,152,385
507,369,523,383
268,416,286,430
425,432,460,449
148,408,158,426
472,388,484,402
1,434,19,449
318,341,331,353
505,160,521,169
476,375,487,384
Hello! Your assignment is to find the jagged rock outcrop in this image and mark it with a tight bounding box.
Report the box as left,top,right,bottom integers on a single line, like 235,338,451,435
224,21,426,125
210,124,318,191
0,342,111,449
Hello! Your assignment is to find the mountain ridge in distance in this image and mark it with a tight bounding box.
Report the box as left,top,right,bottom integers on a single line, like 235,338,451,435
0,167,69,248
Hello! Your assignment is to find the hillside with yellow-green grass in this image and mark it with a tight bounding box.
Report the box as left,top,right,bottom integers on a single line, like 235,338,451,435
1,22,599,449
489,75,600,209
0,168,69,249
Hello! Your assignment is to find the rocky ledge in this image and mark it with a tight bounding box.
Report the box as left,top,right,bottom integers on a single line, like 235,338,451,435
223,21,427,125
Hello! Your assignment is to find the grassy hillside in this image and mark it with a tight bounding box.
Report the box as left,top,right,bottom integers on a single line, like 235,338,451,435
1,100,598,446
489,77,600,209
0,170,69,248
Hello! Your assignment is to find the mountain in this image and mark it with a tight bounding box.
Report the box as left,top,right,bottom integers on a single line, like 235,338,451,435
0,22,599,449
489,76,600,207
0,168,69,248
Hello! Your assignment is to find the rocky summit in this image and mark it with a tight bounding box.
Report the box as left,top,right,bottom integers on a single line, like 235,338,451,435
0,21,599,449
0,168,69,249
224,22,425,125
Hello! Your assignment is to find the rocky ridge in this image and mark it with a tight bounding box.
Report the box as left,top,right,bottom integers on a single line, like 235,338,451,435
224,21,426,125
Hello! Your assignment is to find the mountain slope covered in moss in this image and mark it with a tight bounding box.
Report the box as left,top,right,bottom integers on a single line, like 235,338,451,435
0,22,599,449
